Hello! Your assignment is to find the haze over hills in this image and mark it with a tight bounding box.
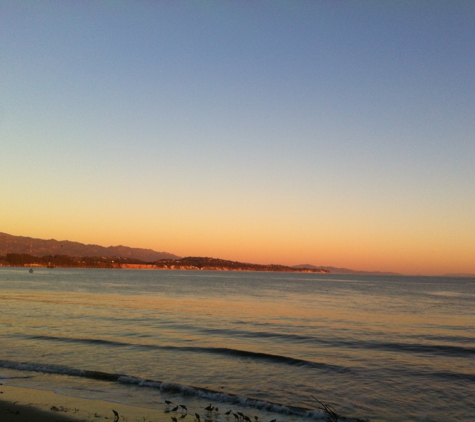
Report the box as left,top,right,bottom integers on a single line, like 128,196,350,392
293,264,400,275
1,232,400,274
0,232,180,262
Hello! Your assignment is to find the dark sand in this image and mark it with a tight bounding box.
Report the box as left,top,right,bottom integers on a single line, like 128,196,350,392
0,384,169,422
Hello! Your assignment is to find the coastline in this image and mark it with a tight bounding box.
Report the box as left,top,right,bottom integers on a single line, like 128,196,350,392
0,252,329,273
0,384,169,422
0,264,328,273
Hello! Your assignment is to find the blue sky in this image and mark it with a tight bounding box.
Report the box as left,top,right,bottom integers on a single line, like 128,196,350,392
1,1,474,274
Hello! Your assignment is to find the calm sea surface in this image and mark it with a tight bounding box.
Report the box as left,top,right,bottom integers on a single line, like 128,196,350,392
0,268,474,421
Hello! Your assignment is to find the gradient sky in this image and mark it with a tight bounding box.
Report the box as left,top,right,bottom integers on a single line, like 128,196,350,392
1,1,474,275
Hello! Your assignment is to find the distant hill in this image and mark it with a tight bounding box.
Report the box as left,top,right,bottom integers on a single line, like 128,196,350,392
155,257,329,273
0,252,330,273
0,232,180,262
293,264,400,275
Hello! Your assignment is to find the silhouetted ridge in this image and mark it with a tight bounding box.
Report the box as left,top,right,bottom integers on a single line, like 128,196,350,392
0,232,179,261
155,256,329,273
0,232,329,272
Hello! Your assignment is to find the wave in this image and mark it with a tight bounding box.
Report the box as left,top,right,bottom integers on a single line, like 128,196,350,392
225,330,475,358
0,359,326,419
22,335,351,373
363,340,475,357
200,329,475,357
24,331,475,361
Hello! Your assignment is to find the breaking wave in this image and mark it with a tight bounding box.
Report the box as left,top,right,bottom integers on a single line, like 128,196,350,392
0,359,325,419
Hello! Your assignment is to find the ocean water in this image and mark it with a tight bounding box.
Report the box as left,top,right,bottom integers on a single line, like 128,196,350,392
0,268,473,422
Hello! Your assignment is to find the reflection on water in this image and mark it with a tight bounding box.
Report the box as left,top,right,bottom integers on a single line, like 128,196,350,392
0,268,474,421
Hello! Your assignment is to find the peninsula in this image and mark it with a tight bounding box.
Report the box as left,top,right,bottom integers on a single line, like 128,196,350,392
0,253,329,273
0,232,329,273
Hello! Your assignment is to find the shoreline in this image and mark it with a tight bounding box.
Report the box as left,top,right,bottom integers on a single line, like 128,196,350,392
0,359,316,419
0,264,328,273
0,384,169,422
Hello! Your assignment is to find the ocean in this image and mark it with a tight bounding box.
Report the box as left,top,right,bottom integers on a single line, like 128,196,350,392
0,268,473,421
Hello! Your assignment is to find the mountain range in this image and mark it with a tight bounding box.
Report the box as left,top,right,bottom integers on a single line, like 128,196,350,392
1,232,402,275
0,232,180,262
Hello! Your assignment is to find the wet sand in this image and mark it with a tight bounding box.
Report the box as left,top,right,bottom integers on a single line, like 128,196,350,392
0,384,169,422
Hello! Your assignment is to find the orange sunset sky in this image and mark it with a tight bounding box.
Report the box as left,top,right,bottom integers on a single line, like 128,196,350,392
1,2,474,276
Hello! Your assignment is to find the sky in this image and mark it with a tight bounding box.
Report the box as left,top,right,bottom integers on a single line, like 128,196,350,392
1,1,474,275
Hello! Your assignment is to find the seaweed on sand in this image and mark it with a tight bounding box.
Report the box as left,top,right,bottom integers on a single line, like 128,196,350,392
301,396,369,422
301,396,339,422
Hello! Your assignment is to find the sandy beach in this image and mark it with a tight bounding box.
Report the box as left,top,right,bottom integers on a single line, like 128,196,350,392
0,384,169,422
